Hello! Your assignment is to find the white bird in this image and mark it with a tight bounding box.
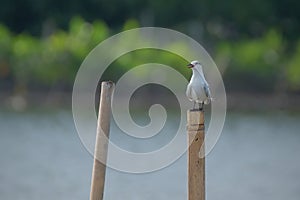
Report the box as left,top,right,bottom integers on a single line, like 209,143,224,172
186,60,211,110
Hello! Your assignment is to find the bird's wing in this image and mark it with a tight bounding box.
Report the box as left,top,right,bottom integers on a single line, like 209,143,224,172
203,83,211,98
186,84,193,101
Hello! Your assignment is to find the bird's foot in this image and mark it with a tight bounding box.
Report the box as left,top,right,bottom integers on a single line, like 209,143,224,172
190,102,204,111
198,102,204,111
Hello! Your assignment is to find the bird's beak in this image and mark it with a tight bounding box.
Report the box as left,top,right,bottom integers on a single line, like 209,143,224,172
187,63,194,68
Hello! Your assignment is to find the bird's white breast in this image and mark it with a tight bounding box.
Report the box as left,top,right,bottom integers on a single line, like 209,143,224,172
186,69,209,103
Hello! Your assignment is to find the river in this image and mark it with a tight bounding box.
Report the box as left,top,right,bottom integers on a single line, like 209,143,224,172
0,110,299,200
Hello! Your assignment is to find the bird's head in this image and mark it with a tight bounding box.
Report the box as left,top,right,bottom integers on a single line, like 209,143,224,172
187,60,201,68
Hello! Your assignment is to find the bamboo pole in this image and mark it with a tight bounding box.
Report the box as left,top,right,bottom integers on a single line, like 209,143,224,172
187,110,205,200
90,81,114,200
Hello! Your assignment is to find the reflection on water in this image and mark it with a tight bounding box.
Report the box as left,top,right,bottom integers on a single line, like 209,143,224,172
0,110,300,200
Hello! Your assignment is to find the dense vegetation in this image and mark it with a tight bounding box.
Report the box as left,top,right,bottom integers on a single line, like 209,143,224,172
0,0,300,94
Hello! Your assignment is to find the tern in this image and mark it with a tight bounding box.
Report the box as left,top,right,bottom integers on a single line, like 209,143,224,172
186,60,211,110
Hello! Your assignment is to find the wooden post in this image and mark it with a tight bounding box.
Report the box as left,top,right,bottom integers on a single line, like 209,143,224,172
187,110,205,200
90,81,114,200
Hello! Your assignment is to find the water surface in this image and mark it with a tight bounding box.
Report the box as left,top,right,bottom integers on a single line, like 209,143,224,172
0,110,299,200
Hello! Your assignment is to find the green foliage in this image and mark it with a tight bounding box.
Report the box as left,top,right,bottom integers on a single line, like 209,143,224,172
1,17,300,93
0,17,110,90
0,0,299,95
123,19,140,31
103,48,189,83
216,30,284,92
0,25,12,80
11,33,41,87
287,41,300,91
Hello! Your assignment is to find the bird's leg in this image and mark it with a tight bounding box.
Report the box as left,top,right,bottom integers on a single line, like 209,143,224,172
198,102,204,111
193,101,196,110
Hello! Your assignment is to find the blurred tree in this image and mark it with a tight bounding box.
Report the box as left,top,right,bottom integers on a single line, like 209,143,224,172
287,41,300,92
216,30,284,92
0,0,299,41
1,0,300,94
0,25,12,89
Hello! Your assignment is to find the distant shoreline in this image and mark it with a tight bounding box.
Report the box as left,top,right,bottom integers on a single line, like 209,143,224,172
1,92,300,112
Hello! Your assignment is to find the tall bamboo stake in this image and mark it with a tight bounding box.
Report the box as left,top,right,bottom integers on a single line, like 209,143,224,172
90,81,114,200
187,110,205,200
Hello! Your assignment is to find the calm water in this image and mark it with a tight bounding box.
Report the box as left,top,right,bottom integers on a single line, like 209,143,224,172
0,110,300,200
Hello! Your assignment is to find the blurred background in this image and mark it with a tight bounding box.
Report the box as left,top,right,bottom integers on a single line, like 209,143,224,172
0,0,300,199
